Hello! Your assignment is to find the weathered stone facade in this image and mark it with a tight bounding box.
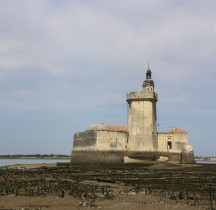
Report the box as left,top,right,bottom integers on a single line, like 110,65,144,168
71,67,194,163
71,125,128,163
73,125,128,152
126,68,158,151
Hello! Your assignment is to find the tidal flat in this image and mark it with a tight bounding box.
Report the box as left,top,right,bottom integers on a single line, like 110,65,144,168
0,163,215,210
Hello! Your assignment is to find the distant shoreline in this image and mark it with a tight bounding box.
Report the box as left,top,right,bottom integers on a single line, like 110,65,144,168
195,159,216,162
0,157,70,160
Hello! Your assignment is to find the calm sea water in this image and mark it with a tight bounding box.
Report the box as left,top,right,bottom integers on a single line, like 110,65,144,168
195,161,216,164
0,159,70,167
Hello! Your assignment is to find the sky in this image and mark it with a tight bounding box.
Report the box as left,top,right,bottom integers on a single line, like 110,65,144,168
0,0,216,156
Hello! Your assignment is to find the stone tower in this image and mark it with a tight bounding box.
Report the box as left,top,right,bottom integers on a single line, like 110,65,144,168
126,67,158,151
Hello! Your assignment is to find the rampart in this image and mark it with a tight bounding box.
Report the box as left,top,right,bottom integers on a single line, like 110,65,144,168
71,125,128,163
71,128,194,164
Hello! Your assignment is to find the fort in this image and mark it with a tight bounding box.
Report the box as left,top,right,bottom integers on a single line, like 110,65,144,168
71,67,194,163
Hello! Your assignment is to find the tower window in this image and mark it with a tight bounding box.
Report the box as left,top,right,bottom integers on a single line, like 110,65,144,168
128,104,131,114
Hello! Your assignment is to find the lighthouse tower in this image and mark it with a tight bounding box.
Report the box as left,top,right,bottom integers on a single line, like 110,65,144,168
126,66,158,151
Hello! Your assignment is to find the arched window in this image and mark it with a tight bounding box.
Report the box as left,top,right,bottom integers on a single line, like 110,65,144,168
168,141,172,149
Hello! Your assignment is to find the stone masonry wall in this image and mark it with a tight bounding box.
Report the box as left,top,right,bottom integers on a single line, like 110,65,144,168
73,130,128,151
71,129,127,163
73,130,97,150
127,99,157,151
96,130,128,151
158,133,188,153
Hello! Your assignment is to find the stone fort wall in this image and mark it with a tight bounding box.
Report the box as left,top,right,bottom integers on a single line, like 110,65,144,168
158,132,188,153
72,127,128,152
71,127,128,163
71,127,194,163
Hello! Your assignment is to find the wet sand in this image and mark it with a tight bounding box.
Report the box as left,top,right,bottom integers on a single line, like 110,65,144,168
0,194,203,210
5,163,57,169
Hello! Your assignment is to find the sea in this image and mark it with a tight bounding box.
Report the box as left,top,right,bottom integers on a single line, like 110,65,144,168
195,161,216,164
0,159,70,168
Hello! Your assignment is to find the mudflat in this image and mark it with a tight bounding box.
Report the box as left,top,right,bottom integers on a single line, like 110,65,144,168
0,162,215,210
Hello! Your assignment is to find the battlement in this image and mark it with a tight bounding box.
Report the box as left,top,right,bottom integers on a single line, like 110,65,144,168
126,91,158,102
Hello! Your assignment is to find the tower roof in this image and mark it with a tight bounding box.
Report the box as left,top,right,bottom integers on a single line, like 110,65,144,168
147,66,151,74
146,62,152,75
143,65,154,87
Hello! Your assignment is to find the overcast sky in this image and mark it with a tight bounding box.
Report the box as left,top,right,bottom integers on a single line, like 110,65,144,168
0,0,216,156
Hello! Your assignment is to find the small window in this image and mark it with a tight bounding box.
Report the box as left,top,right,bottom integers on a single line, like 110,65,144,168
128,104,131,114
168,141,172,149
